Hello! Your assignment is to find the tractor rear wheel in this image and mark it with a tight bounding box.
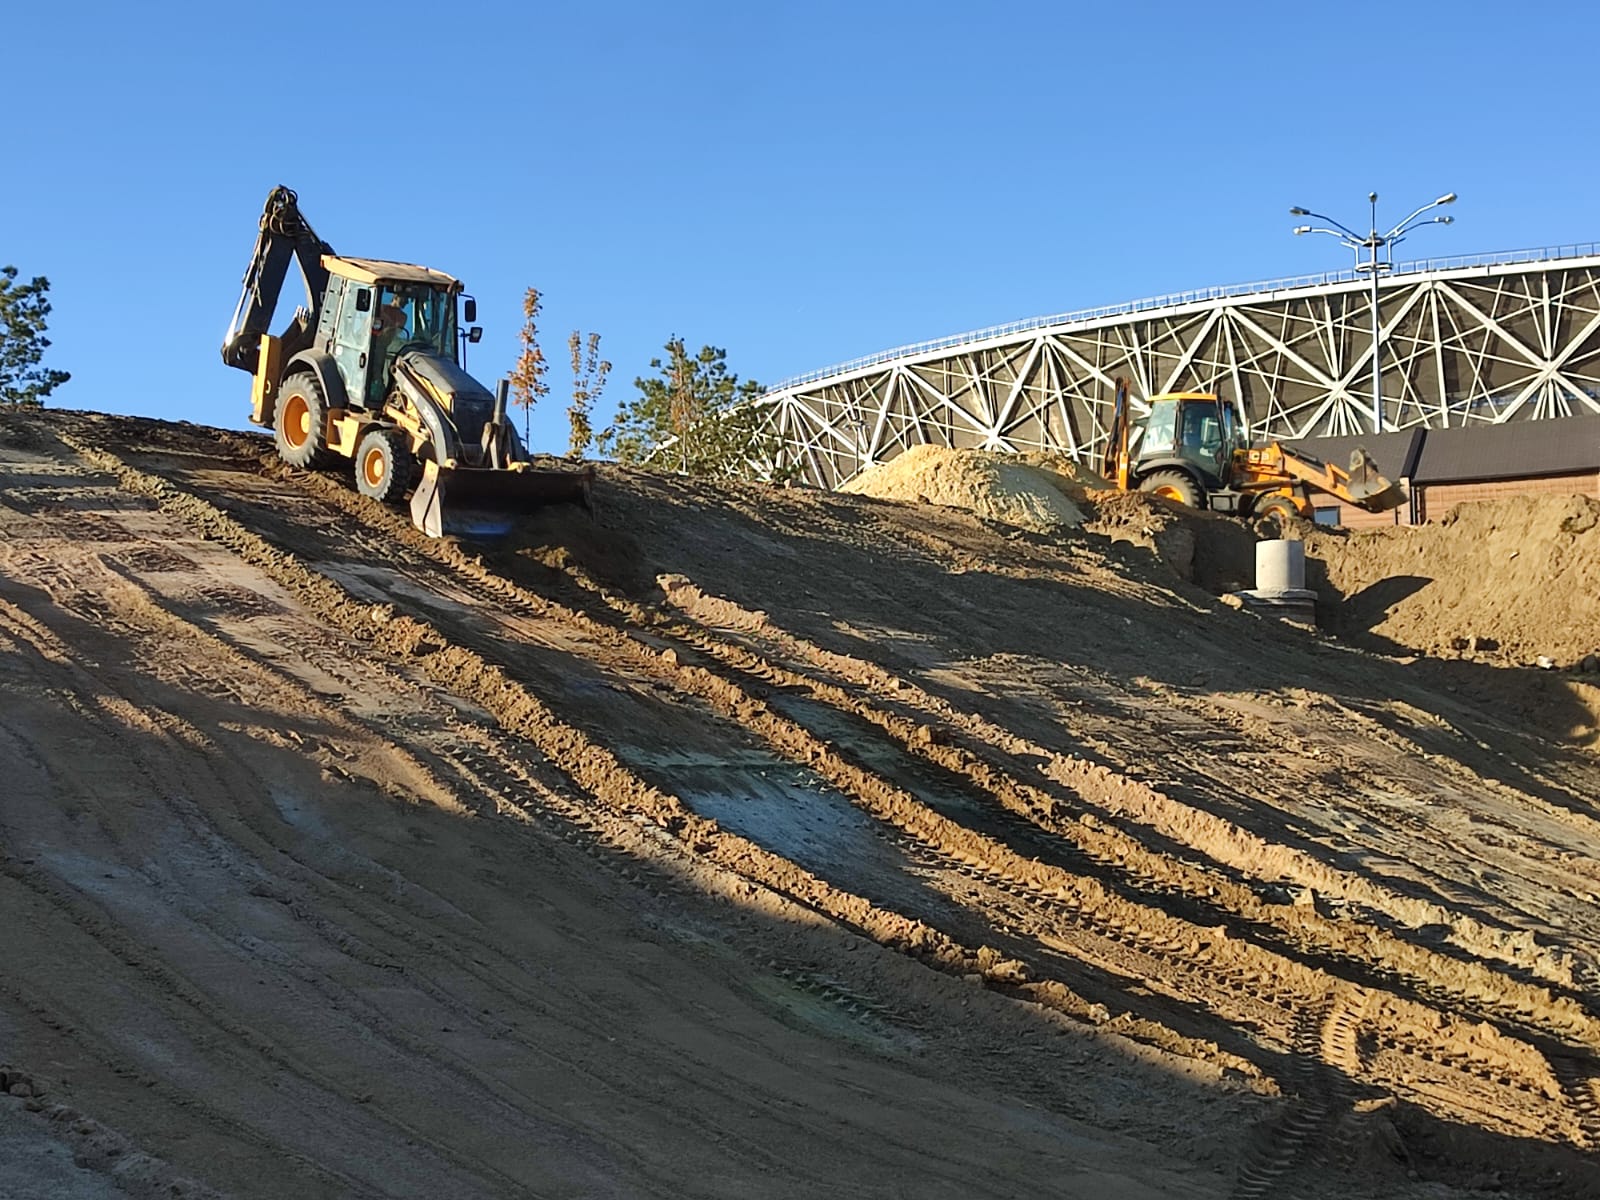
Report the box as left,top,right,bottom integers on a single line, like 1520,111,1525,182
354,426,416,504
274,372,335,469
1138,470,1201,507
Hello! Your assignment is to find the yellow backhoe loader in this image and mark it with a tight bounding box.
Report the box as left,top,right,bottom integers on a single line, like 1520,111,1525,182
222,186,590,537
1101,379,1405,528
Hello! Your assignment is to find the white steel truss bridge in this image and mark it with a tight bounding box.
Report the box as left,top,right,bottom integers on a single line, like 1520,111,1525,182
759,245,1600,489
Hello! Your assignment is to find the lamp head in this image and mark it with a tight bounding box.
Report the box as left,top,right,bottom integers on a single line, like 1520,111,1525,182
1438,192,1457,205
1293,226,1312,235
1289,206,1309,216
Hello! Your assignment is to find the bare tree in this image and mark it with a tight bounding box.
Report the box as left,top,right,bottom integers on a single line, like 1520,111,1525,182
566,330,611,458
507,287,549,445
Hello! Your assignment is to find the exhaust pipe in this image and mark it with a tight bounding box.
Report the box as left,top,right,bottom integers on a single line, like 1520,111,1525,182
480,378,512,470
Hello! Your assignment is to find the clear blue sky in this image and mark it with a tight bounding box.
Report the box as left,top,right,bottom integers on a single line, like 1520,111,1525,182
8,1,1599,453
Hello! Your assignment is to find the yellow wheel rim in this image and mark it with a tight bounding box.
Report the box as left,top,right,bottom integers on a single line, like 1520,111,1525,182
1153,484,1187,503
282,394,310,448
363,446,387,489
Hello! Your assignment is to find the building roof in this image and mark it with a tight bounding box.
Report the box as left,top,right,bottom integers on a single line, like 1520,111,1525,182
1410,414,1600,483
1288,416,1600,485
1284,429,1424,481
322,255,460,289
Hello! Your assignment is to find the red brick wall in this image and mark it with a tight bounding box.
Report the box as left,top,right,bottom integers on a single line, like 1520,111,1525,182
1307,497,1413,530
1327,504,1413,531
1304,471,1599,529
1417,471,1600,523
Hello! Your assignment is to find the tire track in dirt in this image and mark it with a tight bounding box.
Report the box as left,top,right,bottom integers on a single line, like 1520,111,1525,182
210,462,1319,1063
98,571,968,1189
1230,987,1368,1200
636,574,1588,993
482,551,1595,1061
0,583,586,1197
417,555,1587,1146
47,431,1288,1194
2,502,785,1193
107,436,1597,1150
1551,1057,1600,1152
118,432,1284,1079
622,576,1600,1040
1,517,955,1193
1193,686,1600,927
65,429,1263,1088
55,420,1600,1185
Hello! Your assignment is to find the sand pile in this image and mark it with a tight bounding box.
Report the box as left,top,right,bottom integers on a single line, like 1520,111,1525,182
1011,451,1114,492
840,445,1086,533
839,447,1263,587
1305,493,1600,663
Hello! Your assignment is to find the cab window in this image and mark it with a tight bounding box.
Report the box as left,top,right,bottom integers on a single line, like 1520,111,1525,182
374,284,456,360
1143,403,1178,454
1181,405,1222,455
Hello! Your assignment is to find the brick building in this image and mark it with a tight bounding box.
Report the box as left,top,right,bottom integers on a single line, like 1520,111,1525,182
1289,414,1600,530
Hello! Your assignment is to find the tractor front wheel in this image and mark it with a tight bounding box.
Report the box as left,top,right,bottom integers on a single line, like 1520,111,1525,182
1252,495,1304,538
354,426,416,504
1138,470,1201,507
274,372,335,469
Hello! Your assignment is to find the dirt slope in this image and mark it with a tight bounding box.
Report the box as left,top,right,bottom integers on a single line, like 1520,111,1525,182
3,409,1600,1199
1304,495,1600,664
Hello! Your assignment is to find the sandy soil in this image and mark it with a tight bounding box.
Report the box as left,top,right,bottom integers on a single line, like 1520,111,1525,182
2,408,1599,1198
840,445,1087,532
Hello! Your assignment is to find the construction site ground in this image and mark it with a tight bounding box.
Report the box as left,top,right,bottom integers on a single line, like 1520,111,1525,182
2,407,1599,1199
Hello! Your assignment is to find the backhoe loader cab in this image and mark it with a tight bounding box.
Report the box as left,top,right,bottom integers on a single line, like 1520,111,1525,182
313,259,464,412
221,185,588,539
1129,394,1247,502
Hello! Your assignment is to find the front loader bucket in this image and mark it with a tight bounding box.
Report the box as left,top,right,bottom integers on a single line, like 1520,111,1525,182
1344,448,1407,512
409,460,594,540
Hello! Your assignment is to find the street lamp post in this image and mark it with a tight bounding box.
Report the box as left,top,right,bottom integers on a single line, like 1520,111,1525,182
1290,191,1456,434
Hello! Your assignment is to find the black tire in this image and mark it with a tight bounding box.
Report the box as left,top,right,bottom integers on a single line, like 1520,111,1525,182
354,426,416,504
274,371,335,469
1138,469,1201,507
1253,495,1303,537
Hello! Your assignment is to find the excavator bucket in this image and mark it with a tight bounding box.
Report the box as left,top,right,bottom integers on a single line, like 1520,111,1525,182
1344,448,1407,512
409,460,594,540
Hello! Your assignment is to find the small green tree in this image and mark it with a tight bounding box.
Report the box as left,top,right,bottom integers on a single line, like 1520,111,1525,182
566,330,611,458
599,338,777,478
507,286,549,444
0,267,70,407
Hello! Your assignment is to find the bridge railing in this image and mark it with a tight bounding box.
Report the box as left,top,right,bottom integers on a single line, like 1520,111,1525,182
765,242,1600,393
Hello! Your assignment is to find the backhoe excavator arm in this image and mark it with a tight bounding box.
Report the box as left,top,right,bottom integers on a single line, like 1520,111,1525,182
221,186,334,375
1102,377,1133,490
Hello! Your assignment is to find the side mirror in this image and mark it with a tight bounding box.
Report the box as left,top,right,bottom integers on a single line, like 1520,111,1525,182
463,296,477,324
356,288,372,313
468,326,483,344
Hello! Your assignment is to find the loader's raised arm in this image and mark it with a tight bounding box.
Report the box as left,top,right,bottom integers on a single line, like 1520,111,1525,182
221,186,334,375
1248,442,1407,513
